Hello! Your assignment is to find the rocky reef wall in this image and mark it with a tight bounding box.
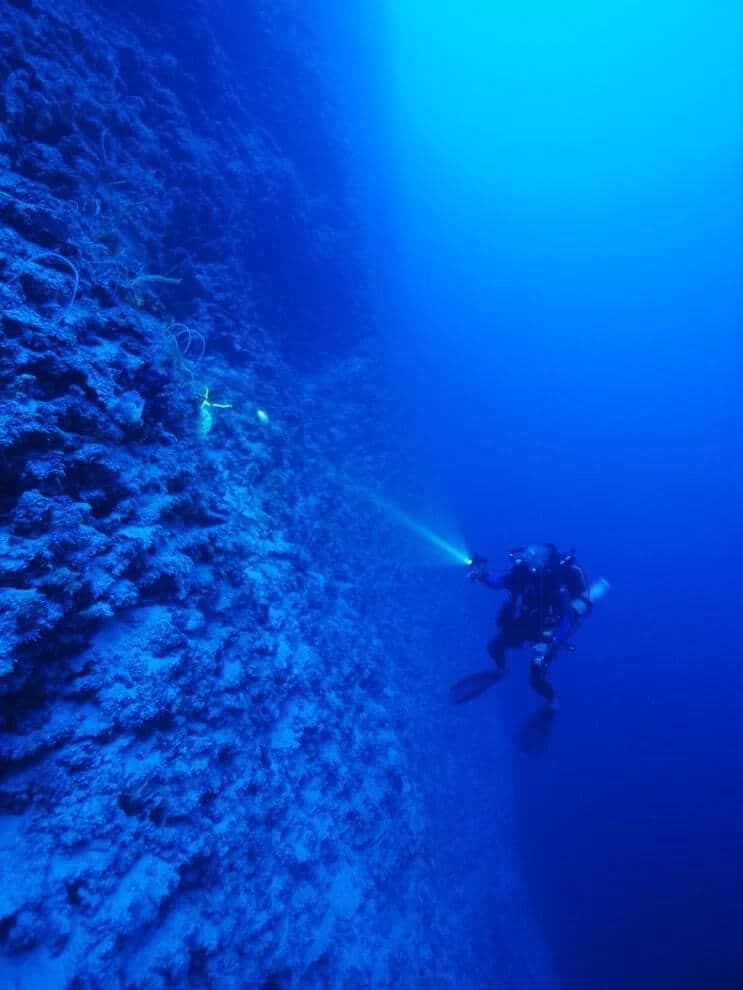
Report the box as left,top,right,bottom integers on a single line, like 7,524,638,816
0,1,459,986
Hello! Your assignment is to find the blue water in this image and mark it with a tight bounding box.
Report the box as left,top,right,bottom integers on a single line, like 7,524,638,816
322,3,743,987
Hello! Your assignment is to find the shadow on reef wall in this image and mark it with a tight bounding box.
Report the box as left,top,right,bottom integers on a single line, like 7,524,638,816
0,1,464,986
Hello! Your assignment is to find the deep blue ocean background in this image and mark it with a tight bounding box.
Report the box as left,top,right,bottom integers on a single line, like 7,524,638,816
321,3,743,988
0,1,741,986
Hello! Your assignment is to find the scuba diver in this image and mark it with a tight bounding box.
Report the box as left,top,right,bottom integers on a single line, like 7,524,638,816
468,544,604,708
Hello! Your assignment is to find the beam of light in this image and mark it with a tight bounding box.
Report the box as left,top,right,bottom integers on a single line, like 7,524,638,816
370,495,471,565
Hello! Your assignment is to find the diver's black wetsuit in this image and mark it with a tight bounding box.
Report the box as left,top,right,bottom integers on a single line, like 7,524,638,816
473,545,590,703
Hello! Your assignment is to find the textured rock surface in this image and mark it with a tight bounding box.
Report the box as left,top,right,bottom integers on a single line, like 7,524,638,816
0,2,461,986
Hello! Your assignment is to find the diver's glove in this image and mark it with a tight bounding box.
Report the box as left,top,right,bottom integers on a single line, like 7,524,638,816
468,566,487,583
467,553,488,582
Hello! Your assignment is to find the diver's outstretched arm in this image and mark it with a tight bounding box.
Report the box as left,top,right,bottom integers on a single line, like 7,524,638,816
469,567,508,590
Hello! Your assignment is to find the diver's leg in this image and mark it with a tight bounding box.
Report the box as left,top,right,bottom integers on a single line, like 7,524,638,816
487,634,506,671
529,656,557,706
488,616,529,671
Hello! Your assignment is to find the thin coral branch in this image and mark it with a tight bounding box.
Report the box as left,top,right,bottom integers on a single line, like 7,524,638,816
167,322,206,361
18,252,80,312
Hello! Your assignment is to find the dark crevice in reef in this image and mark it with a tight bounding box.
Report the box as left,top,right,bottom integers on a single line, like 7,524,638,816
0,1,460,987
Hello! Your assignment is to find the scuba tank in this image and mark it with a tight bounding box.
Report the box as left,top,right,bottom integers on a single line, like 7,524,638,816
588,577,611,604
